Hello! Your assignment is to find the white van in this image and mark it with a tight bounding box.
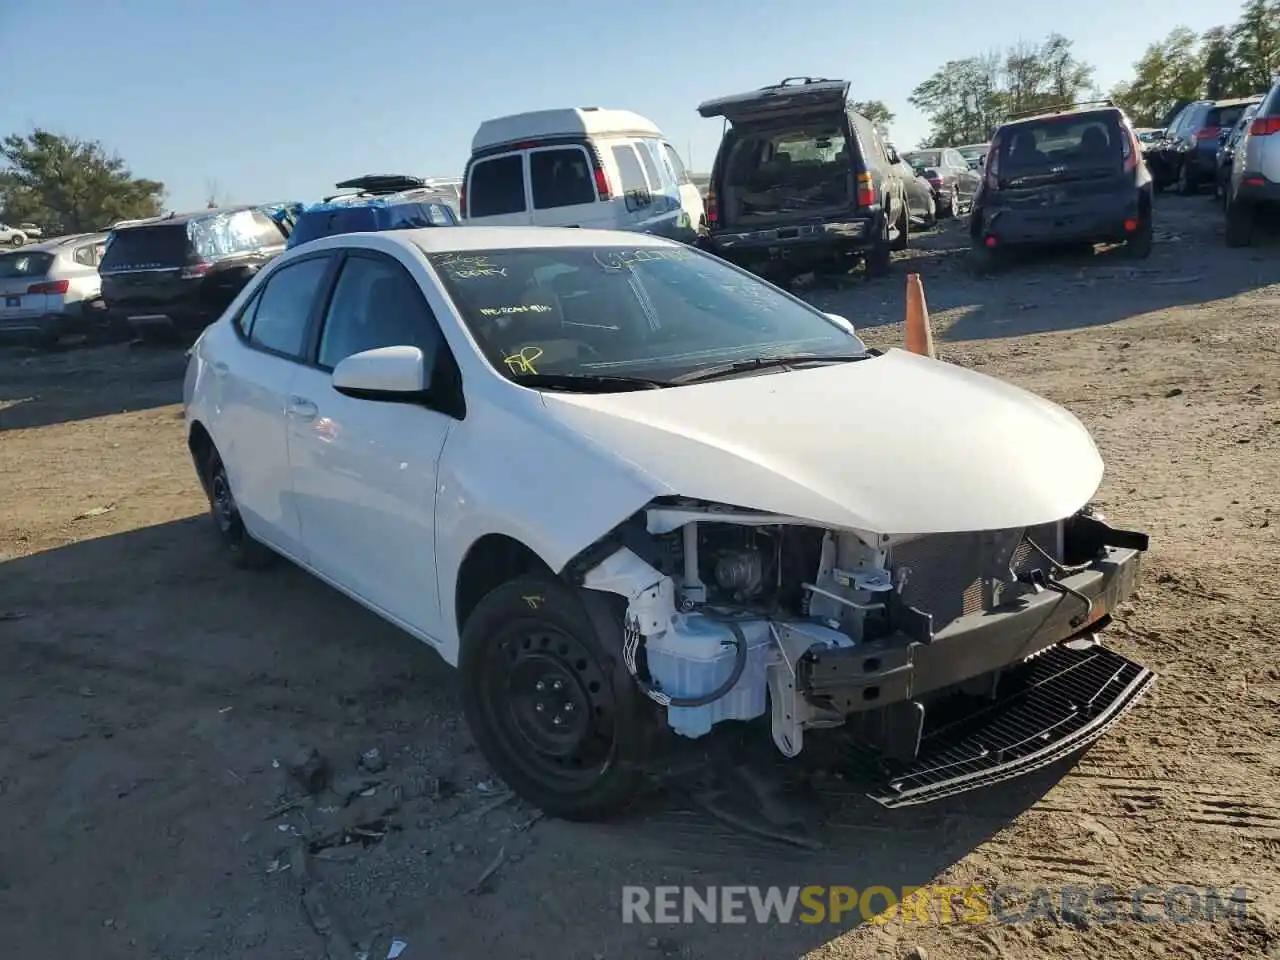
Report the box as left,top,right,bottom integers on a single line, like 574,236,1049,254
460,107,706,244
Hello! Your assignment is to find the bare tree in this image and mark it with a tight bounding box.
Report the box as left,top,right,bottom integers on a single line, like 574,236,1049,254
204,178,229,209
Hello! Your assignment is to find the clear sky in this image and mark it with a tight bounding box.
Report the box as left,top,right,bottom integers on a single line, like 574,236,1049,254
1,0,1238,212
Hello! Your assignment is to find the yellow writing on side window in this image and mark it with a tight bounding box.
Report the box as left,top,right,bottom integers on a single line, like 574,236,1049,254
504,345,544,375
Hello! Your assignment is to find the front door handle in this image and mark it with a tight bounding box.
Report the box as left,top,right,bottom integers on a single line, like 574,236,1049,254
286,396,318,421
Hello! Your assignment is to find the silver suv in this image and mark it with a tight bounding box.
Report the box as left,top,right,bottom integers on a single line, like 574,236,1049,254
1226,80,1280,246
0,233,109,347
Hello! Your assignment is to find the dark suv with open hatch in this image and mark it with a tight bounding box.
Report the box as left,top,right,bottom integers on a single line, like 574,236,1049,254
697,77,909,282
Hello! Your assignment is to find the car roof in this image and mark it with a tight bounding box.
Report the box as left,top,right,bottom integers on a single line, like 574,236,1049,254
1211,96,1263,108
297,226,681,257
1002,104,1121,127
472,107,662,153
300,192,444,213
113,205,265,229
13,232,107,252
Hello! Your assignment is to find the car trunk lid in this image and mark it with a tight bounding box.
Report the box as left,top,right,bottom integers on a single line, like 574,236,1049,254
698,77,850,125
99,223,200,310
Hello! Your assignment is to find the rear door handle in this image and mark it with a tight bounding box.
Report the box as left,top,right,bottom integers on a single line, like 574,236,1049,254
286,396,318,421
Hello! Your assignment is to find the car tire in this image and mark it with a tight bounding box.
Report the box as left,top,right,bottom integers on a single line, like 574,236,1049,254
865,212,893,278
923,195,937,228
458,575,652,822
202,446,275,569
9,235,23,247
969,238,1002,275
890,202,909,252
1124,212,1154,259
1176,162,1195,196
1225,198,1254,248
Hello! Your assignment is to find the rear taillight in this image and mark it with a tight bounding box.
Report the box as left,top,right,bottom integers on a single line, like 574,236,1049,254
984,138,1001,191
856,171,875,207
927,177,942,188
180,262,212,280
1193,126,1221,142
704,188,718,225
27,279,69,295
1122,128,1139,173
1251,116,1280,136
593,165,612,200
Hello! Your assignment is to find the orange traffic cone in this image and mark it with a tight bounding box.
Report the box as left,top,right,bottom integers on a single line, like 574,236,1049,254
904,273,935,358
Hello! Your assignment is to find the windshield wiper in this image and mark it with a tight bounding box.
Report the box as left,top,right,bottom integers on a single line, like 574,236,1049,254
672,353,868,385
508,372,670,392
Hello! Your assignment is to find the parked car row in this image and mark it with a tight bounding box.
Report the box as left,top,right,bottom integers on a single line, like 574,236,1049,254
1146,95,1264,195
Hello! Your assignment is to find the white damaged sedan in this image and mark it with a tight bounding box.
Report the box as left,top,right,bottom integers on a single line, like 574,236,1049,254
183,226,1155,820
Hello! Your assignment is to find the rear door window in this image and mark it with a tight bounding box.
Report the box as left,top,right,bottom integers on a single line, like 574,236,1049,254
100,224,192,271
662,143,694,185
610,144,649,193
529,147,596,210
634,139,668,190
469,154,527,216
316,253,442,369
247,256,331,359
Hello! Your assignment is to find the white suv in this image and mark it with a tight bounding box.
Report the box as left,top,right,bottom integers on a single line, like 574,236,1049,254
0,223,28,247
1226,80,1280,246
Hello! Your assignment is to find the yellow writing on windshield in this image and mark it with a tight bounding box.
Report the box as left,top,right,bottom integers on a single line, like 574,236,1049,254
434,253,508,279
504,345,544,375
593,248,692,270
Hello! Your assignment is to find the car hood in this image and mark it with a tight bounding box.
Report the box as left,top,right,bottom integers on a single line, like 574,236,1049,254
539,349,1103,535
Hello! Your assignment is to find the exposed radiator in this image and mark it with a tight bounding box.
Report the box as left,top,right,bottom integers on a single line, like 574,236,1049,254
890,523,1063,630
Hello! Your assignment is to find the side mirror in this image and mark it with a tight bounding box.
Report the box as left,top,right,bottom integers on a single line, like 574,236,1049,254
823,312,855,334
887,148,901,164
333,345,429,402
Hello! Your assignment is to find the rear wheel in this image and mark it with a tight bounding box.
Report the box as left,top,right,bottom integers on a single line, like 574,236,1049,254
9,235,23,247
865,213,892,278
923,195,937,228
890,202,909,251
1225,198,1255,248
1176,162,1195,196
1124,211,1154,259
458,576,652,821
202,446,275,569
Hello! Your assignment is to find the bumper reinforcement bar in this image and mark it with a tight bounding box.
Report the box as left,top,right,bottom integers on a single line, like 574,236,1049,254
863,643,1156,808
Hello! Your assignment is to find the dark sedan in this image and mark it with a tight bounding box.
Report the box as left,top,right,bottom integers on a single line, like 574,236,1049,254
903,147,982,216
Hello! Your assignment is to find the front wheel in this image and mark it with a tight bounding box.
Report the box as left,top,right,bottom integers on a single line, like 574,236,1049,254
890,202,909,251
458,576,652,821
1176,162,1195,196
202,446,275,569
1225,198,1255,248
9,235,23,247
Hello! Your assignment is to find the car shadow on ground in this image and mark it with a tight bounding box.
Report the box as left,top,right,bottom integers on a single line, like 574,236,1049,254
801,194,1280,344
2,516,1083,958
0,343,185,432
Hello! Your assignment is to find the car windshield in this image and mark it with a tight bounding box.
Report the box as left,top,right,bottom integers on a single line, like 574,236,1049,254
426,245,867,384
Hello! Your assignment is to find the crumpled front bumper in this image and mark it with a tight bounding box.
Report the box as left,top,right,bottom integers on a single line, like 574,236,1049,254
800,543,1143,712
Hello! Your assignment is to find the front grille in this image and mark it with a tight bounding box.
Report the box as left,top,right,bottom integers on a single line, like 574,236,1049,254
861,643,1156,807
891,523,1063,630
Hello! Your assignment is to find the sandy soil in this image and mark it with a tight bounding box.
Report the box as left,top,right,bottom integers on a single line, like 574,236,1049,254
1,193,1278,960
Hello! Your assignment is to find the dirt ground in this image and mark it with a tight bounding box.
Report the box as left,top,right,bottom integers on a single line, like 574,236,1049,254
2,193,1279,960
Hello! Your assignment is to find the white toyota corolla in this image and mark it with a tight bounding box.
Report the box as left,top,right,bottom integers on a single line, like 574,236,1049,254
183,226,1154,821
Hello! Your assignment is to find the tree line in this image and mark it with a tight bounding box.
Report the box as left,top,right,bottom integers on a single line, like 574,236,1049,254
906,0,1280,146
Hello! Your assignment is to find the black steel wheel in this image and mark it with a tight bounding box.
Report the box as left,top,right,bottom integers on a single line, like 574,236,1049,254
459,576,651,820
202,447,274,569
